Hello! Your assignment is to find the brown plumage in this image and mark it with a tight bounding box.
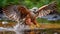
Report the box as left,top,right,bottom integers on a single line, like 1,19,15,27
2,2,57,27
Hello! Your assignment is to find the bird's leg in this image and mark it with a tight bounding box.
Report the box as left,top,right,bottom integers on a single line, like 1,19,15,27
32,19,40,28
29,19,40,29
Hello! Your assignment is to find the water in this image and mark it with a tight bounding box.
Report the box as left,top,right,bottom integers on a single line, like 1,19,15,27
41,14,60,21
0,28,60,34
0,21,60,34
0,23,60,34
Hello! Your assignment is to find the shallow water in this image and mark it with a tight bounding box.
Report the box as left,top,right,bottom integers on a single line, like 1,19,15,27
0,19,60,34
0,28,60,34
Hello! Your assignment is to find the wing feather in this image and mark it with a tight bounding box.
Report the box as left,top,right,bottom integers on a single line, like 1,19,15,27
3,5,31,22
3,5,21,22
37,2,57,18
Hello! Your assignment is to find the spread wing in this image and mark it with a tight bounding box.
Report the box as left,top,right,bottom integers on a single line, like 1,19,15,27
2,5,21,22
2,5,30,22
36,2,57,18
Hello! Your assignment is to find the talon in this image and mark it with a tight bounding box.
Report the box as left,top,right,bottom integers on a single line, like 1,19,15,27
35,23,40,28
29,24,36,29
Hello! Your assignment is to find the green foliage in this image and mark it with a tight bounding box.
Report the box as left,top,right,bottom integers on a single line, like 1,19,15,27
0,0,59,8
0,0,20,7
0,0,59,13
36,18,49,23
36,18,60,24
20,0,53,8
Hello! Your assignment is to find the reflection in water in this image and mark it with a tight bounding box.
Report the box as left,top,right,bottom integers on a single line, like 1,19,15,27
24,30,40,34
0,28,60,34
24,29,60,34
0,31,16,34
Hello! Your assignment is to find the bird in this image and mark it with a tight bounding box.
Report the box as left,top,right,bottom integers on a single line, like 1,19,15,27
2,2,57,28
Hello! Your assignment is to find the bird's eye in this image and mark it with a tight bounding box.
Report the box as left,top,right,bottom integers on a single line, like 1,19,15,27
34,9,36,11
